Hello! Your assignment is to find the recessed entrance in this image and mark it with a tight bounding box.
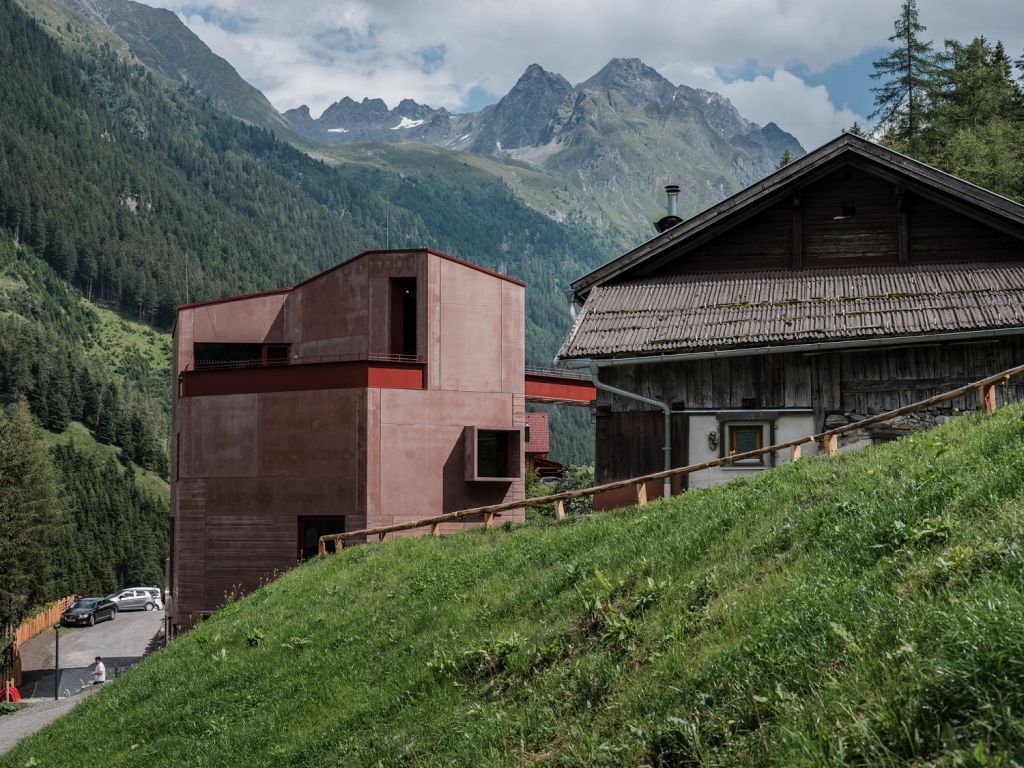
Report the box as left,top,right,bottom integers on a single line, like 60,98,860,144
298,516,345,559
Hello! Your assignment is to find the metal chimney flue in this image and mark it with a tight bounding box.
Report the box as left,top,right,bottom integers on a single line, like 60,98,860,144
665,184,680,217
653,184,684,233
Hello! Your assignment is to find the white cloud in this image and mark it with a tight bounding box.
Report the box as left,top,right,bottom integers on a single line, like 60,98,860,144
148,0,1023,147
721,70,864,150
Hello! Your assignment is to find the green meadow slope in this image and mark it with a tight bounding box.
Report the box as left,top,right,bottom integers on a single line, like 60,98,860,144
6,408,1024,766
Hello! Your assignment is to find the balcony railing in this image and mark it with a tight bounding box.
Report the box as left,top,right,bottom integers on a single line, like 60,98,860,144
184,352,425,372
524,365,592,381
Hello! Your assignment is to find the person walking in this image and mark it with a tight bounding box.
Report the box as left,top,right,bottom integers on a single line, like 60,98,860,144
90,657,106,685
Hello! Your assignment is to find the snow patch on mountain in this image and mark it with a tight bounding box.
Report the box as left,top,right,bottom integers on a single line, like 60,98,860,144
327,127,349,133
391,117,426,130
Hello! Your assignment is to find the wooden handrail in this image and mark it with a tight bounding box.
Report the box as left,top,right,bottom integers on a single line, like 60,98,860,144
319,362,1024,553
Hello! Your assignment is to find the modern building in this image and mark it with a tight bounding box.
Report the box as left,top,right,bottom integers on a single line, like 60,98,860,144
170,249,535,629
559,134,1024,506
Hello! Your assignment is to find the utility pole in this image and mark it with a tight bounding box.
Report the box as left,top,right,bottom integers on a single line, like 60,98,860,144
53,624,60,700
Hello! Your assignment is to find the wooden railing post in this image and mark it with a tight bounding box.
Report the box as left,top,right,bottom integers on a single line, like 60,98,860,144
824,434,838,457
980,383,997,414
790,444,802,461
484,512,494,528
554,500,566,520
378,532,388,543
635,482,648,507
317,537,326,556
430,523,440,537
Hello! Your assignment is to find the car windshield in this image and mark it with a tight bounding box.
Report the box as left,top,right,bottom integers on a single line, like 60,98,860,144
70,600,96,609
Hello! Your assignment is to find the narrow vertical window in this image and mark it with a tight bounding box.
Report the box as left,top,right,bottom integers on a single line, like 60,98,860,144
390,277,417,357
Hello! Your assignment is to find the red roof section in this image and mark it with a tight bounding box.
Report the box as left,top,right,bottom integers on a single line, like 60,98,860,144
524,412,550,454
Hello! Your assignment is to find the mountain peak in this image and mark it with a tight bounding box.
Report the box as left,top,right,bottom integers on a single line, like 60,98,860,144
469,63,572,153
578,58,676,106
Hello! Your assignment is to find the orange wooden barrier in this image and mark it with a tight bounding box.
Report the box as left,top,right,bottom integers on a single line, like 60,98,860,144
7,596,77,687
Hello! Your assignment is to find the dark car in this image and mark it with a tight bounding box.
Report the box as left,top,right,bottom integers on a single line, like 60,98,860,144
61,598,116,627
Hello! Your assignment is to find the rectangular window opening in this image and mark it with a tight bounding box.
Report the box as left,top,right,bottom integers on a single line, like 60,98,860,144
390,277,417,357
194,342,262,369
464,426,521,481
727,424,765,466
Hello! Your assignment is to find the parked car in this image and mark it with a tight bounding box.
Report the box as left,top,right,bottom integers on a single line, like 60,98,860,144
61,598,116,627
127,586,163,610
108,588,156,612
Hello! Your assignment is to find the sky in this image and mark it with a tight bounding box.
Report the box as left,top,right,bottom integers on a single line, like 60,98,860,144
149,0,1024,151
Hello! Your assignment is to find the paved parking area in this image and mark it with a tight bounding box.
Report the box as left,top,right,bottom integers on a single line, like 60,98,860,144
0,608,166,755
19,607,164,678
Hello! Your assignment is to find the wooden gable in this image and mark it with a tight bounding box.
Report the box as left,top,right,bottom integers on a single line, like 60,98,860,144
569,136,1024,298
632,159,1023,279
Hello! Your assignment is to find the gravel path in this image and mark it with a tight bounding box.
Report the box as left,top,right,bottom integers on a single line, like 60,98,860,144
0,688,99,755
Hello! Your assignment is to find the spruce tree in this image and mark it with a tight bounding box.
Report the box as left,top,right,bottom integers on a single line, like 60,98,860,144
870,0,939,146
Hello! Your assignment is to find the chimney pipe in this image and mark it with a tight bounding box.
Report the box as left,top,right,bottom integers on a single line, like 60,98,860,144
653,184,684,234
665,184,680,218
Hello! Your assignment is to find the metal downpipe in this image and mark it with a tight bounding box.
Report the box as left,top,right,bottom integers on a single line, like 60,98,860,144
589,364,672,499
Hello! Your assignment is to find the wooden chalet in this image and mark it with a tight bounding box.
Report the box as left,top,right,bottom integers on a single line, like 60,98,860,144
558,134,1024,505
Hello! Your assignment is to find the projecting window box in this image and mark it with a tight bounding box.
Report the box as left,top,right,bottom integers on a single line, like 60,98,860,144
464,426,522,482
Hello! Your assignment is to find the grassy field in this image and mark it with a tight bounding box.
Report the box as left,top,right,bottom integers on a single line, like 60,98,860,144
5,407,1024,766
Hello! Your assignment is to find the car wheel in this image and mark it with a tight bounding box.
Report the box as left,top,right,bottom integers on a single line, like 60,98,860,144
109,609,115,621
88,614,95,627
144,602,154,611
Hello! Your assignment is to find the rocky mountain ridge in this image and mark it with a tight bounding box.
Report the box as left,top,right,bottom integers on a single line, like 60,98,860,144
286,58,802,221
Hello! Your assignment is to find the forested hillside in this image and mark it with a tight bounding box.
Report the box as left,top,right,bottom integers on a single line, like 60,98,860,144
0,232,170,630
1,0,611,473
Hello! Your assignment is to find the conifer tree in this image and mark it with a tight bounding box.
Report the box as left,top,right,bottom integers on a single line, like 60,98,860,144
0,399,64,626
870,0,939,146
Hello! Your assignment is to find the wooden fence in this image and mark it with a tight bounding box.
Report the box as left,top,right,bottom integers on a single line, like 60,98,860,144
5,595,78,687
319,362,1024,553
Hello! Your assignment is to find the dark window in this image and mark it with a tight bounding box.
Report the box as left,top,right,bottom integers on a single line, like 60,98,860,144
265,345,290,364
728,425,765,465
740,396,759,409
390,277,417,357
841,202,857,217
194,342,262,369
298,517,345,559
524,424,531,444
478,430,510,478
465,426,521,481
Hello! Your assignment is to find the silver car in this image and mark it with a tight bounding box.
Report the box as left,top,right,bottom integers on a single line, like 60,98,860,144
108,588,156,611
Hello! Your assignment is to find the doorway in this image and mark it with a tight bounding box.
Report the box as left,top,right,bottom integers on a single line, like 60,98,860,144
298,516,345,559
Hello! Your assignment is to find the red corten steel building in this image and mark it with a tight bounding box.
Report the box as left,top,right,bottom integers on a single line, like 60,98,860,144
170,249,528,629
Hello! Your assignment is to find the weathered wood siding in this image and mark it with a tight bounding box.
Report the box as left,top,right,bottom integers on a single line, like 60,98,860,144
594,340,1024,484
802,168,899,267
642,162,1023,277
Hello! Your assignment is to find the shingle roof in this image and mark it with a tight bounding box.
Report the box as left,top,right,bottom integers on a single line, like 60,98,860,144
524,412,550,454
559,263,1024,359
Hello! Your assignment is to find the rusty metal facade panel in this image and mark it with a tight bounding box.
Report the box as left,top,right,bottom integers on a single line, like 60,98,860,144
171,250,527,629
561,263,1024,358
